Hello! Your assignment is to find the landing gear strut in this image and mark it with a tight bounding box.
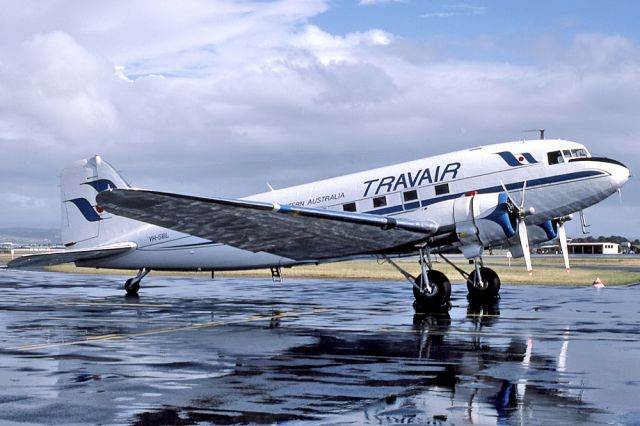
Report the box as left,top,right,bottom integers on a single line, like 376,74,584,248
124,268,150,296
385,248,451,311
413,270,451,310
386,250,502,310
433,254,501,302
467,265,501,301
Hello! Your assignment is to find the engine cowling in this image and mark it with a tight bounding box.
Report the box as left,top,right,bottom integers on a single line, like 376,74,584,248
452,192,518,258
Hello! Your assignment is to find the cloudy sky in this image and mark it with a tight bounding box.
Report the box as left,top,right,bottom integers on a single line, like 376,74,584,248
1,0,639,238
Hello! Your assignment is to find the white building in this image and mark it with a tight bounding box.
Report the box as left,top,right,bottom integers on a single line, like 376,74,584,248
567,242,619,255
535,242,620,255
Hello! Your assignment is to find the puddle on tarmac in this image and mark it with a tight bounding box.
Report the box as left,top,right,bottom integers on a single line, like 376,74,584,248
0,270,638,424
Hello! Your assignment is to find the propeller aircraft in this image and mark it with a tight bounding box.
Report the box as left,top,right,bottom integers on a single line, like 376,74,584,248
8,138,629,310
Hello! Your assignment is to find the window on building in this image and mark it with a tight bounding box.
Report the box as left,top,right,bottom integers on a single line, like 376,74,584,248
435,183,450,196
343,202,356,212
403,189,418,202
373,196,387,208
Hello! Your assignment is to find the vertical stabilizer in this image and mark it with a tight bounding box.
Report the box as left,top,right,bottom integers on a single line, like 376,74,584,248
61,156,141,248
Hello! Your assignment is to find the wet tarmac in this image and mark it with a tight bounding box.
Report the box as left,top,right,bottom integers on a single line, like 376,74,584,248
0,270,639,425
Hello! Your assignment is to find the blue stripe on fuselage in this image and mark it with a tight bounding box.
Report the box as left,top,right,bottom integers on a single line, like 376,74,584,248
497,151,521,167
403,201,420,210
365,170,606,215
367,204,404,215
475,170,605,195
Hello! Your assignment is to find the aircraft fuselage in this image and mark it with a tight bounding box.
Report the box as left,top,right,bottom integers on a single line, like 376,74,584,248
84,139,629,271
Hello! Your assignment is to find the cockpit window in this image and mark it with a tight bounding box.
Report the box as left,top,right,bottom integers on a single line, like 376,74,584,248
547,150,564,165
548,148,590,164
571,148,589,158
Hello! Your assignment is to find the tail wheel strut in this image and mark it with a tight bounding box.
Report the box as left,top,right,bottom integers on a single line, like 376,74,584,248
124,268,150,296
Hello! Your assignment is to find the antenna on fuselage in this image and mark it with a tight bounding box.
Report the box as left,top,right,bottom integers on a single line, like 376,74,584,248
523,129,545,140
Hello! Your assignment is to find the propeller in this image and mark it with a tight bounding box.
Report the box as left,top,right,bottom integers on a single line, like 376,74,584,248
557,220,570,272
502,180,533,276
618,188,623,206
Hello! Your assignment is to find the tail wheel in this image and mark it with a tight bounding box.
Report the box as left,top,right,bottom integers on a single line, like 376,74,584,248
413,270,451,309
467,267,500,301
124,278,140,296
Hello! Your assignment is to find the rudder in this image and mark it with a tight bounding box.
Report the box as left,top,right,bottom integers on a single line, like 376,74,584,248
60,156,138,248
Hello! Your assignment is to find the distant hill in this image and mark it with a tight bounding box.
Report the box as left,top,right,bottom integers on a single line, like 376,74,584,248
0,228,61,245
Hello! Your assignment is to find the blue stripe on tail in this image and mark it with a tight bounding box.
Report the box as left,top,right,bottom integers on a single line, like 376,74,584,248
66,198,101,222
82,179,117,192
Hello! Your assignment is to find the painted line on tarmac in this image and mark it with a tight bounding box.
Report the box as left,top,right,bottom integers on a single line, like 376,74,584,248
6,308,329,352
45,316,189,326
0,298,174,308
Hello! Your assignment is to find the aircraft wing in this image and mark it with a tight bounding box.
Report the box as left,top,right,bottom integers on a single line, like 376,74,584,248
7,242,137,268
97,189,438,260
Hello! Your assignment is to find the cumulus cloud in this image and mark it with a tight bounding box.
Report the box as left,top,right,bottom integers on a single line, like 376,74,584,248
0,1,638,237
3,193,46,210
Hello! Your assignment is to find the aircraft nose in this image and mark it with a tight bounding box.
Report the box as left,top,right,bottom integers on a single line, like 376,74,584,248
606,158,630,189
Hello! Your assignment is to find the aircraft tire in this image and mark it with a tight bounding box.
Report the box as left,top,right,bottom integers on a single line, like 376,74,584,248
466,267,500,301
413,270,451,310
124,278,140,296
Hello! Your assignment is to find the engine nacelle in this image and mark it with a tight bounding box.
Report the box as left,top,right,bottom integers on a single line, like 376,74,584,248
452,192,518,258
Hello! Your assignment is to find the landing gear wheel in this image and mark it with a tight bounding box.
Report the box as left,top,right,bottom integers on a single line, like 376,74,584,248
124,278,140,297
467,267,500,301
413,270,451,311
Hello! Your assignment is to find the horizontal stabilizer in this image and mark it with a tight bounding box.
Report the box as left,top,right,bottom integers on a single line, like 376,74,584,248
7,242,137,268
97,189,438,260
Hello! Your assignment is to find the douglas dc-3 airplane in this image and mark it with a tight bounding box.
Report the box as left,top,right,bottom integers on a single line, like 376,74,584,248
8,138,629,310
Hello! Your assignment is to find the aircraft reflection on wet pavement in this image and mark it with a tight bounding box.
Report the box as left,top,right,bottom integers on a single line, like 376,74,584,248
0,271,639,424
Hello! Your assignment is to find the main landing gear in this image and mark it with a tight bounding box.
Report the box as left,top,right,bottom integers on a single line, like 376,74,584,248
466,265,500,301
386,250,501,311
413,270,451,309
124,268,150,297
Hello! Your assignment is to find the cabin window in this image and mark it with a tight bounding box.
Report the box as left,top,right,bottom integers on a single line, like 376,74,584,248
373,196,387,208
435,183,449,196
547,150,564,165
403,189,418,202
342,202,357,212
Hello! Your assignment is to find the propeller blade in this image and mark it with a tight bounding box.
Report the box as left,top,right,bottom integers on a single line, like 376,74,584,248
502,179,532,275
618,188,623,206
557,221,570,272
500,180,518,206
518,220,533,276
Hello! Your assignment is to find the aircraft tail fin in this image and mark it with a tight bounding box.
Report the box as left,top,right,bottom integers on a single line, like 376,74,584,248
60,156,144,248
